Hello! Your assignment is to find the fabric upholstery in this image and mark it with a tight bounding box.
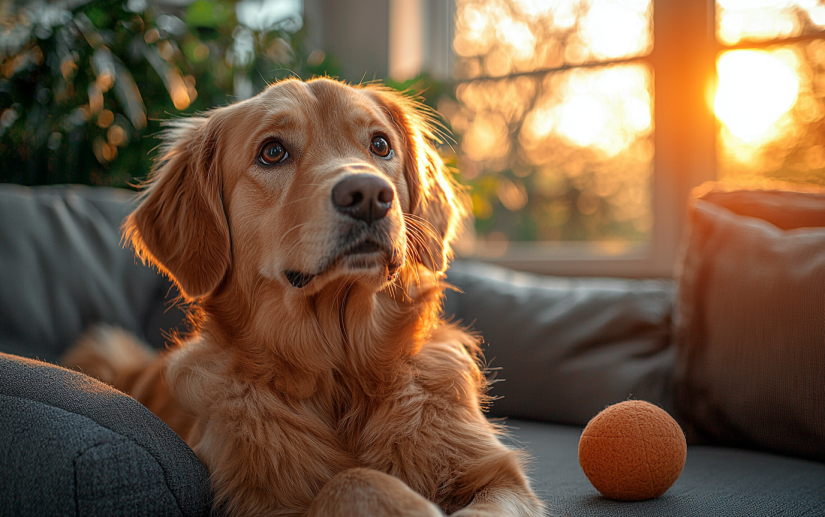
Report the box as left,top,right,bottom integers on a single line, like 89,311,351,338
0,184,186,362
673,189,825,462
445,261,676,426
0,352,210,517
507,419,825,517
698,188,825,230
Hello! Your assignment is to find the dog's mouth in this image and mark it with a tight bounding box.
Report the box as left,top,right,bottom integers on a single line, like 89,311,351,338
347,240,382,255
284,238,401,289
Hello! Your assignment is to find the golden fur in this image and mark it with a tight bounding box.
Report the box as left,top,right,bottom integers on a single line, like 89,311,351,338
62,78,544,517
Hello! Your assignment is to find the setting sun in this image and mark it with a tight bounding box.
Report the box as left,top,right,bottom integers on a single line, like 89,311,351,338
715,49,800,144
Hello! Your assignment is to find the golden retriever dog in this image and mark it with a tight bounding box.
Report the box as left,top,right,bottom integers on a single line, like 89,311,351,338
62,78,544,517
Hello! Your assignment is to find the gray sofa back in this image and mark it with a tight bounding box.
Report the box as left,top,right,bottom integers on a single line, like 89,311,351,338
0,184,186,361
444,262,676,426
0,185,208,516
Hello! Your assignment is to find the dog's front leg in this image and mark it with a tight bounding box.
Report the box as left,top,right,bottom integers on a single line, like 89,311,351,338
446,447,545,517
306,468,444,517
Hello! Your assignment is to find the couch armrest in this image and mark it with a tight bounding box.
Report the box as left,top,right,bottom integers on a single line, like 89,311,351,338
0,353,210,517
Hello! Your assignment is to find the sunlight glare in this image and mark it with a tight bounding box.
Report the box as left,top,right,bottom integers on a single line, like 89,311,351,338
811,5,825,25
557,96,609,148
512,64,652,158
580,1,650,60
510,0,555,18
717,0,825,44
624,97,652,133
453,0,651,78
551,1,579,29
498,18,536,60
523,107,555,142
715,50,800,144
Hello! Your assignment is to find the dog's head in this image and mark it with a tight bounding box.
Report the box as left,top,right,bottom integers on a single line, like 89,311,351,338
125,78,464,300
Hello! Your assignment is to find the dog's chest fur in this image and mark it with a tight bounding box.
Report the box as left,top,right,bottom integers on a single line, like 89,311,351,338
170,332,480,511
327,355,479,509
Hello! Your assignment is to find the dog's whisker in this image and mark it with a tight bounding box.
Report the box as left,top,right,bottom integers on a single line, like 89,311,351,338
282,196,323,208
404,222,440,250
403,218,439,269
404,213,442,238
282,222,310,239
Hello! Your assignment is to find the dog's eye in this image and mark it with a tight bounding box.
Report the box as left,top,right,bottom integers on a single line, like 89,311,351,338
259,141,288,165
370,136,391,158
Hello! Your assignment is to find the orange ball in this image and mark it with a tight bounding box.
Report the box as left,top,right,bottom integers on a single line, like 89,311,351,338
578,400,687,501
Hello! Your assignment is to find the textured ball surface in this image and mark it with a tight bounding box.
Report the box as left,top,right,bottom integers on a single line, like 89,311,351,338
578,400,687,501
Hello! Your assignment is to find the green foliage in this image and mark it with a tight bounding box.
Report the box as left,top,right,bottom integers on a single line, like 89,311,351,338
0,0,339,187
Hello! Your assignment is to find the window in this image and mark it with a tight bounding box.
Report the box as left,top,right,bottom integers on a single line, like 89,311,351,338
440,0,825,277
443,0,657,276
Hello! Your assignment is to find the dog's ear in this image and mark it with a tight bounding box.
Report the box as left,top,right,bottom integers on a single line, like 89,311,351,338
363,87,467,274
124,116,230,300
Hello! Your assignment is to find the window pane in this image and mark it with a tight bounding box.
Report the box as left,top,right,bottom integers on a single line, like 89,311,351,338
452,0,653,80
717,0,825,46
442,63,654,254
716,41,825,188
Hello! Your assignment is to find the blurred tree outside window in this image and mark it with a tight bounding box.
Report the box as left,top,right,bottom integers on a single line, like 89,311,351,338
0,0,338,187
443,0,655,259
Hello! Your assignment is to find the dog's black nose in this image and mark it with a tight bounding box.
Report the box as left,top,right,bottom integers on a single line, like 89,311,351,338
332,175,394,224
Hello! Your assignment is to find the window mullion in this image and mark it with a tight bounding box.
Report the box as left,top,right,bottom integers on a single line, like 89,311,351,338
650,0,717,274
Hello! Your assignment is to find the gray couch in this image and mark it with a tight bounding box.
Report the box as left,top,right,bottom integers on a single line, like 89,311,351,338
1,184,824,516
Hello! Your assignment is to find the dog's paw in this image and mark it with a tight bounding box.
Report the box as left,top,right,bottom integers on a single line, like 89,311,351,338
306,468,443,517
450,509,496,517
450,498,547,517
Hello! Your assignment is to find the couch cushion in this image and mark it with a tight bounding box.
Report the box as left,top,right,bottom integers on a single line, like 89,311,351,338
0,352,210,516
507,419,825,516
444,261,676,426
673,188,825,462
0,185,186,361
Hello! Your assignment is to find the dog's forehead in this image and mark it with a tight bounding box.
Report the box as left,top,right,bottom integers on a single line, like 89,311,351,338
253,79,391,129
